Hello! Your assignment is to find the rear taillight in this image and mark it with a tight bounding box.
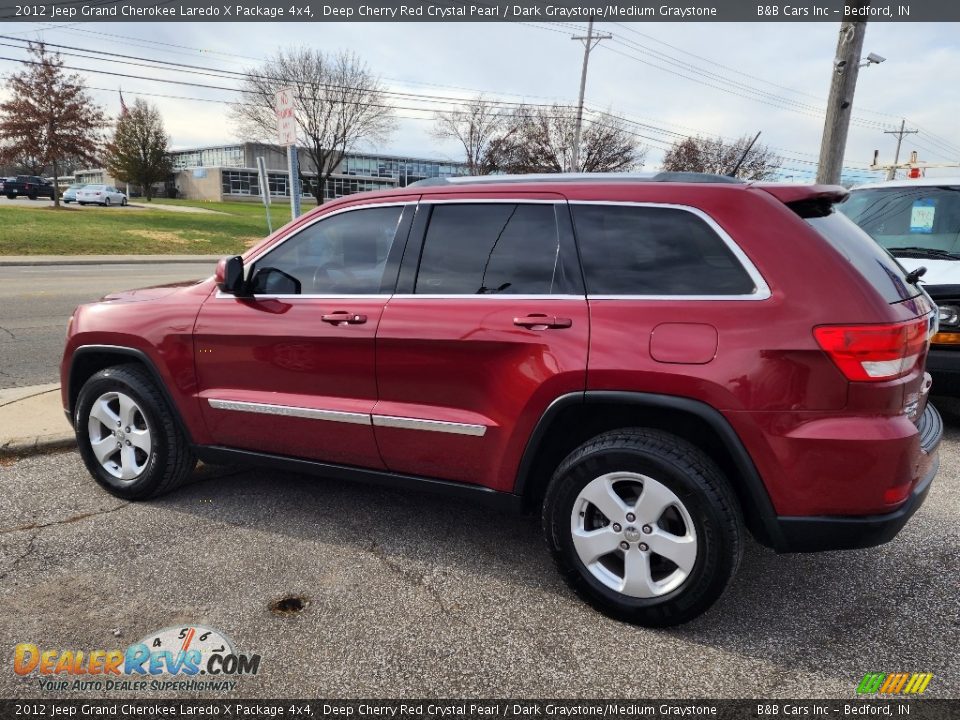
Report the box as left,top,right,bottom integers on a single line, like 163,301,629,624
813,318,928,382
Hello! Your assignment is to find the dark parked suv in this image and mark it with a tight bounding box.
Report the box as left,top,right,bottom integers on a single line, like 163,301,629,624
61,173,942,626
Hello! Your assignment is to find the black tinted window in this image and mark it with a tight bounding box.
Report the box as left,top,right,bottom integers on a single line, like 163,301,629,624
806,210,920,302
416,204,561,294
572,205,756,295
251,206,402,295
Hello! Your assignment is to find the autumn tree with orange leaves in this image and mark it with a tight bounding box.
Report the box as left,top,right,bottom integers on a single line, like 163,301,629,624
0,43,105,207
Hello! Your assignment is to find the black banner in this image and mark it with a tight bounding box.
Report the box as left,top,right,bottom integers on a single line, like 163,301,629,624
1,700,959,720
1,0,959,22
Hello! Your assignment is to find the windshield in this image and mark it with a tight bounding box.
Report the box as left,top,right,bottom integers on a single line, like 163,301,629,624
839,186,960,256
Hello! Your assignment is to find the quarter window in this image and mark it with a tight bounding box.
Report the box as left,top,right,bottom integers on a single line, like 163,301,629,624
250,206,403,295
415,204,562,295
572,204,756,296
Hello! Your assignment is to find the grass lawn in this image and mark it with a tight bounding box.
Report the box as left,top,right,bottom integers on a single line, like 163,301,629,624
0,199,298,255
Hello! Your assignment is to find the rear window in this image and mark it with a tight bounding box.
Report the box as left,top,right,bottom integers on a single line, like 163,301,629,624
840,186,960,254
805,209,921,303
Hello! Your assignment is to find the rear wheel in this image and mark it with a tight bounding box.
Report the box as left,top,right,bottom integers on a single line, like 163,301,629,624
27,194,37,200
103,197,111,207
75,365,196,500
121,197,128,206
542,428,742,627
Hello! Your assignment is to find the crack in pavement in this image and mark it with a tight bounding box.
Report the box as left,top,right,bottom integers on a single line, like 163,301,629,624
366,539,473,629
0,530,39,580
0,325,14,340
0,502,130,535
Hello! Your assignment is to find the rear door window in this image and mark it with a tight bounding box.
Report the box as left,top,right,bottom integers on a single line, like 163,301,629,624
571,204,757,296
415,203,565,295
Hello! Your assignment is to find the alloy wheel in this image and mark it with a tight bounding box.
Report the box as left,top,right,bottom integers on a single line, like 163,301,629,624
86,391,152,482
571,471,698,598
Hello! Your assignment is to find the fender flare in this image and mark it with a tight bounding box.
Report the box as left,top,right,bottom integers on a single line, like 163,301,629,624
513,390,785,549
68,344,194,443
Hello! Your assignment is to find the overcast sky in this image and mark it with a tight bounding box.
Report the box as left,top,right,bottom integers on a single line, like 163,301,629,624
3,20,959,181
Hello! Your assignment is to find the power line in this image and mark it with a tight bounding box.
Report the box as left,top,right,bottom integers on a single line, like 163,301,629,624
0,37,880,175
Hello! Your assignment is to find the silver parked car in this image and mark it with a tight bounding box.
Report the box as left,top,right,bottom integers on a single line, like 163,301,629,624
61,183,85,204
76,184,127,207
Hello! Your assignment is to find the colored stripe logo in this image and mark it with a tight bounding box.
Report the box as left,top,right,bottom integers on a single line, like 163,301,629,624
857,673,933,694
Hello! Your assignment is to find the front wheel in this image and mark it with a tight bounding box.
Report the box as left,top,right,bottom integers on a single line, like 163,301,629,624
542,428,743,627
75,365,196,500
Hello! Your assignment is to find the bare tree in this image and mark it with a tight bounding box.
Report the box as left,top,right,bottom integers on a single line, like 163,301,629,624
231,48,395,204
105,98,171,201
0,43,105,207
485,104,644,174
431,96,505,175
661,134,782,180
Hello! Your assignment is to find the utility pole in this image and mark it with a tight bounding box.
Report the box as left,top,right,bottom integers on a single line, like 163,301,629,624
570,16,611,173
816,2,870,185
883,119,918,180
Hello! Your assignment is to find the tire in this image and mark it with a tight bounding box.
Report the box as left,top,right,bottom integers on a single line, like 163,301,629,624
121,197,127,206
542,428,742,627
79,202,87,206
27,194,37,200
75,365,196,500
103,197,111,207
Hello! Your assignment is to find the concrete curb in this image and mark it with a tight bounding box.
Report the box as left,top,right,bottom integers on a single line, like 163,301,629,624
0,255,220,266
0,434,76,459
0,384,77,459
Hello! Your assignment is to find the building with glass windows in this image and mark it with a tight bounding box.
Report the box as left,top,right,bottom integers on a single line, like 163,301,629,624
169,142,467,202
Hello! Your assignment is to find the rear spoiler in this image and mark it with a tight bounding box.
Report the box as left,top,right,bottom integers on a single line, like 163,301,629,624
753,184,849,218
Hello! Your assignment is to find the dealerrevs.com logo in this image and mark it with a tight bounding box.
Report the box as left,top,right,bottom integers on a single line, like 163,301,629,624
13,625,261,693
856,672,934,695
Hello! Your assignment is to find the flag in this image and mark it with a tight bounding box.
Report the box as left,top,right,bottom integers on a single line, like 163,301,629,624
119,90,128,116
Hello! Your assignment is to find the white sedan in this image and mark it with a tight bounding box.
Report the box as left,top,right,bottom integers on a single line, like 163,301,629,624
76,184,128,207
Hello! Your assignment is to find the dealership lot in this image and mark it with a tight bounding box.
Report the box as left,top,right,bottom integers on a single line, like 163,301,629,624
1,404,958,699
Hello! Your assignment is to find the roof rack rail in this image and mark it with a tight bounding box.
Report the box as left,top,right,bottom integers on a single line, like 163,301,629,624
407,171,745,188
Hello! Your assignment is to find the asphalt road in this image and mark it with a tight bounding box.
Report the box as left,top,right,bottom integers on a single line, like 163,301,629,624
0,262,215,389
1,406,958,699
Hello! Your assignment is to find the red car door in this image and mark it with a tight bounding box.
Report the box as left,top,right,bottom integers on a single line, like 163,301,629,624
373,194,589,492
194,200,415,467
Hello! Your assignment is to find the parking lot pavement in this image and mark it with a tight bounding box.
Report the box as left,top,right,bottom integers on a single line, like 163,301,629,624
1,418,958,699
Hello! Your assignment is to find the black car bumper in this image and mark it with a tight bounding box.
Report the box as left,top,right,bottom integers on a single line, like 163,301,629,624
773,402,943,553
926,348,960,395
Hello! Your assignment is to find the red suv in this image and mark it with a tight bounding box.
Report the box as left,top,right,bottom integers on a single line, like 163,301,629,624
61,173,942,626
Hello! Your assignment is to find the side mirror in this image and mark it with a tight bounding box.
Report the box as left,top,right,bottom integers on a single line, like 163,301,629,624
216,255,246,295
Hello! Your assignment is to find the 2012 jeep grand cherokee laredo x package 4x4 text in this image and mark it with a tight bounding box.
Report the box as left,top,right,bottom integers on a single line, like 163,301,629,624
61,173,942,626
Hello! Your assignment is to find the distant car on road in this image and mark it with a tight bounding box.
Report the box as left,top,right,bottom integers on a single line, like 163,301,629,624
76,184,127,207
0,175,57,200
62,183,86,204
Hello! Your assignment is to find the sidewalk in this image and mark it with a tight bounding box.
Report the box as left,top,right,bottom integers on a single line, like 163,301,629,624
0,255,221,266
0,384,75,457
